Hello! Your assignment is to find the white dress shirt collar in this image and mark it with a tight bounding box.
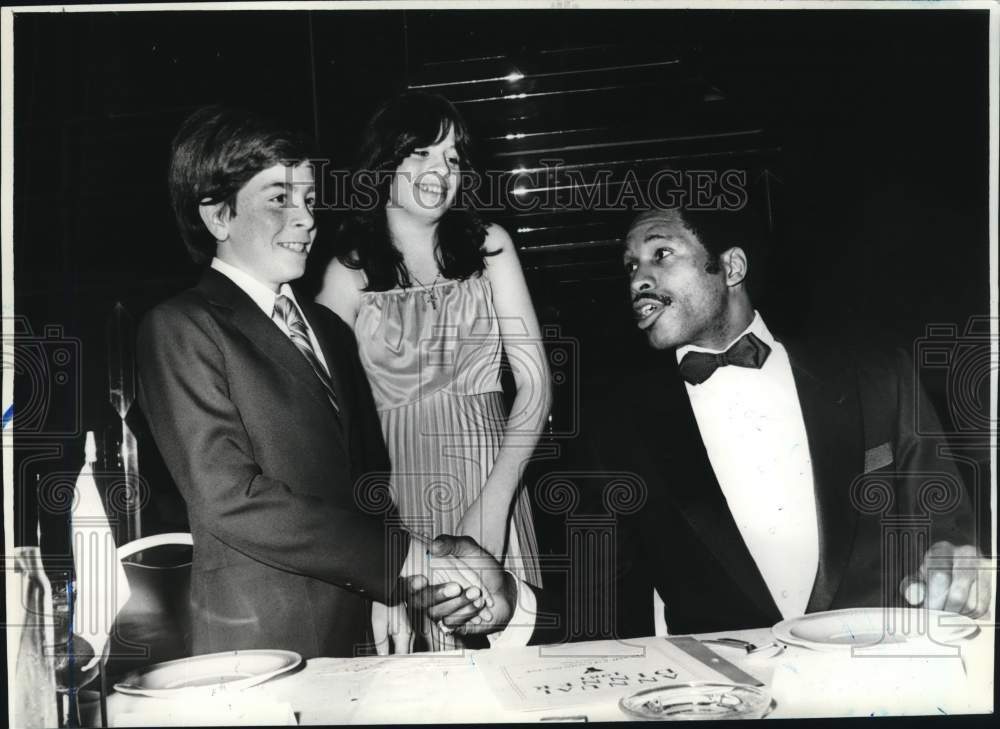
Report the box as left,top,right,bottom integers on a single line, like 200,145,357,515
210,257,300,318
675,310,774,364
674,307,818,621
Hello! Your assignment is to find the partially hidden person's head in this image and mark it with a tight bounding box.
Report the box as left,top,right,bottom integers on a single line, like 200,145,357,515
625,207,757,352
169,105,317,290
338,91,490,291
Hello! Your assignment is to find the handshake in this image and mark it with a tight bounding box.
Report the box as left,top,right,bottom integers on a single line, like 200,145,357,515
375,534,517,654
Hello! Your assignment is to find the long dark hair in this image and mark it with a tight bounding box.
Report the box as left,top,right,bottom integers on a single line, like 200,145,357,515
337,91,494,291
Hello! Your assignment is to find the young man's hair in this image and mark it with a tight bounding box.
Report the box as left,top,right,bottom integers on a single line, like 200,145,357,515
168,105,315,264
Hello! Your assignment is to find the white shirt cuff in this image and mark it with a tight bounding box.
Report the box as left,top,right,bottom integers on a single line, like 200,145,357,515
486,573,537,648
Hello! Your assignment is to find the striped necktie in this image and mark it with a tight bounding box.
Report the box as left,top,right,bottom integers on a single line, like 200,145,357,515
272,295,340,415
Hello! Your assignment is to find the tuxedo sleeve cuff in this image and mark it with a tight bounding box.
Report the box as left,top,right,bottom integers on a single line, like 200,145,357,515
487,573,537,648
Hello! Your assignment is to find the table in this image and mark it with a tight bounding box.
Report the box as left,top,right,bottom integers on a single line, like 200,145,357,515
107,624,993,725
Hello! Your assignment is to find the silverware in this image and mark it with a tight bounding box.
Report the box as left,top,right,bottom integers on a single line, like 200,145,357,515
699,638,786,656
748,642,785,656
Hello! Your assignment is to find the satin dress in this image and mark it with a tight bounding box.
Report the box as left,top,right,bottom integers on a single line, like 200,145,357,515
355,274,542,607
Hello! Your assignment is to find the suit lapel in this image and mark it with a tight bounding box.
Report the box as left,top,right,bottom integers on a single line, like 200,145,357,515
196,270,348,453
785,343,864,613
644,362,782,622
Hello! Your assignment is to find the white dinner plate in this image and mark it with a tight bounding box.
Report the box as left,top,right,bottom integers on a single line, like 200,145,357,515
114,649,302,697
772,608,978,652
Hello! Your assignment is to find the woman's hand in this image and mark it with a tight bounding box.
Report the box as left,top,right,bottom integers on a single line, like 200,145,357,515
457,488,508,560
371,600,414,655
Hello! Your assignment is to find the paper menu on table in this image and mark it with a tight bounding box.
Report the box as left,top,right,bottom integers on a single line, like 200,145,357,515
473,637,755,712
311,653,488,724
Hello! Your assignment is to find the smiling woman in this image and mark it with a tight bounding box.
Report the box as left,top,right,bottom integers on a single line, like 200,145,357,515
389,126,460,223
328,91,488,292
317,91,551,654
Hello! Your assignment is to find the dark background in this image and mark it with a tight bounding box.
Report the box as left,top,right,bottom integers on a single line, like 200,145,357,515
10,9,993,562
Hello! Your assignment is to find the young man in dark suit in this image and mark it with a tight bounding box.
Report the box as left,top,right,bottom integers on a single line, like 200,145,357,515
138,107,488,658
418,206,990,642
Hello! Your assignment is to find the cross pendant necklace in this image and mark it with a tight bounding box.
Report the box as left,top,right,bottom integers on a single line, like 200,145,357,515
411,272,442,310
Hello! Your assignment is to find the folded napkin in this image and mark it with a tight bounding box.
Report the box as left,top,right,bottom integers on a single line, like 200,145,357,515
110,696,297,726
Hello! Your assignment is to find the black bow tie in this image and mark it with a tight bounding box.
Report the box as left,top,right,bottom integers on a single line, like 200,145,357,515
678,332,772,385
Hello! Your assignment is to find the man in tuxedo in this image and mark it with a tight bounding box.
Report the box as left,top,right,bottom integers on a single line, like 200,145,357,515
416,205,990,641
138,107,488,658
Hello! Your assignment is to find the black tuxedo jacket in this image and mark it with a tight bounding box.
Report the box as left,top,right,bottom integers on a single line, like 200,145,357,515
137,269,406,658
531,340,976,642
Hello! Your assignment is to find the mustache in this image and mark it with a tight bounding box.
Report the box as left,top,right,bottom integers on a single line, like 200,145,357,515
632,292,672,306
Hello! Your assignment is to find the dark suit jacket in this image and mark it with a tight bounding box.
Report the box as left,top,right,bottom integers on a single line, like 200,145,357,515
137,269,406,658
531,339,976,642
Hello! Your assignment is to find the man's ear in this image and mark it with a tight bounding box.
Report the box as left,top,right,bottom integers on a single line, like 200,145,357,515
721,246,748,287
198,201,231,242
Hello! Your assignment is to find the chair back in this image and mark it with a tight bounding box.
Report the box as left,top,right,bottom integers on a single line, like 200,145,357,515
104,533,193,682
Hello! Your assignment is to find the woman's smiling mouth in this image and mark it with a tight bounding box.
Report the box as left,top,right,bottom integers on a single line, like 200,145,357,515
417,182,446,196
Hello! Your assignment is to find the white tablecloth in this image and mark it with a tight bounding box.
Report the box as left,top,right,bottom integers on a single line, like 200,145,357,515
107,624,994,725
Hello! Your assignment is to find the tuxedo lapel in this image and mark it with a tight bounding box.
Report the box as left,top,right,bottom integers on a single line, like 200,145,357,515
196,270,348,453
786,344,864,613
645,362,782,622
